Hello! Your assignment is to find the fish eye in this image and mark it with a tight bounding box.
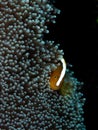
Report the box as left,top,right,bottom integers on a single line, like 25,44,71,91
54,76,57,79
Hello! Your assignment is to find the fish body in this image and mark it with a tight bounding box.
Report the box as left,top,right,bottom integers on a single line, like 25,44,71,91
49,58,66,90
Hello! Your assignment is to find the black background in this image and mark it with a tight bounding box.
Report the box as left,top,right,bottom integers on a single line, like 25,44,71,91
47,0,98,130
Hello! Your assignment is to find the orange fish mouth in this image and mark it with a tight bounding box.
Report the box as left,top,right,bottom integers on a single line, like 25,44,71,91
49,58,66,90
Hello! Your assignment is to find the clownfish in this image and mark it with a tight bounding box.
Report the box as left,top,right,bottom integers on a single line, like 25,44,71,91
49,58,66,90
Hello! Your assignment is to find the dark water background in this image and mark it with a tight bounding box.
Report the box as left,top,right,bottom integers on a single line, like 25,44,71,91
45,0,98,129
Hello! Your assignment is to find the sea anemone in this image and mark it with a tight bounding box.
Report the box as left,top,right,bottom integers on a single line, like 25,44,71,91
0,0,86,129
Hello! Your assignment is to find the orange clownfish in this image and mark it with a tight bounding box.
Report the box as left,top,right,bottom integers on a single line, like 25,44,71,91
49,58,66,90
